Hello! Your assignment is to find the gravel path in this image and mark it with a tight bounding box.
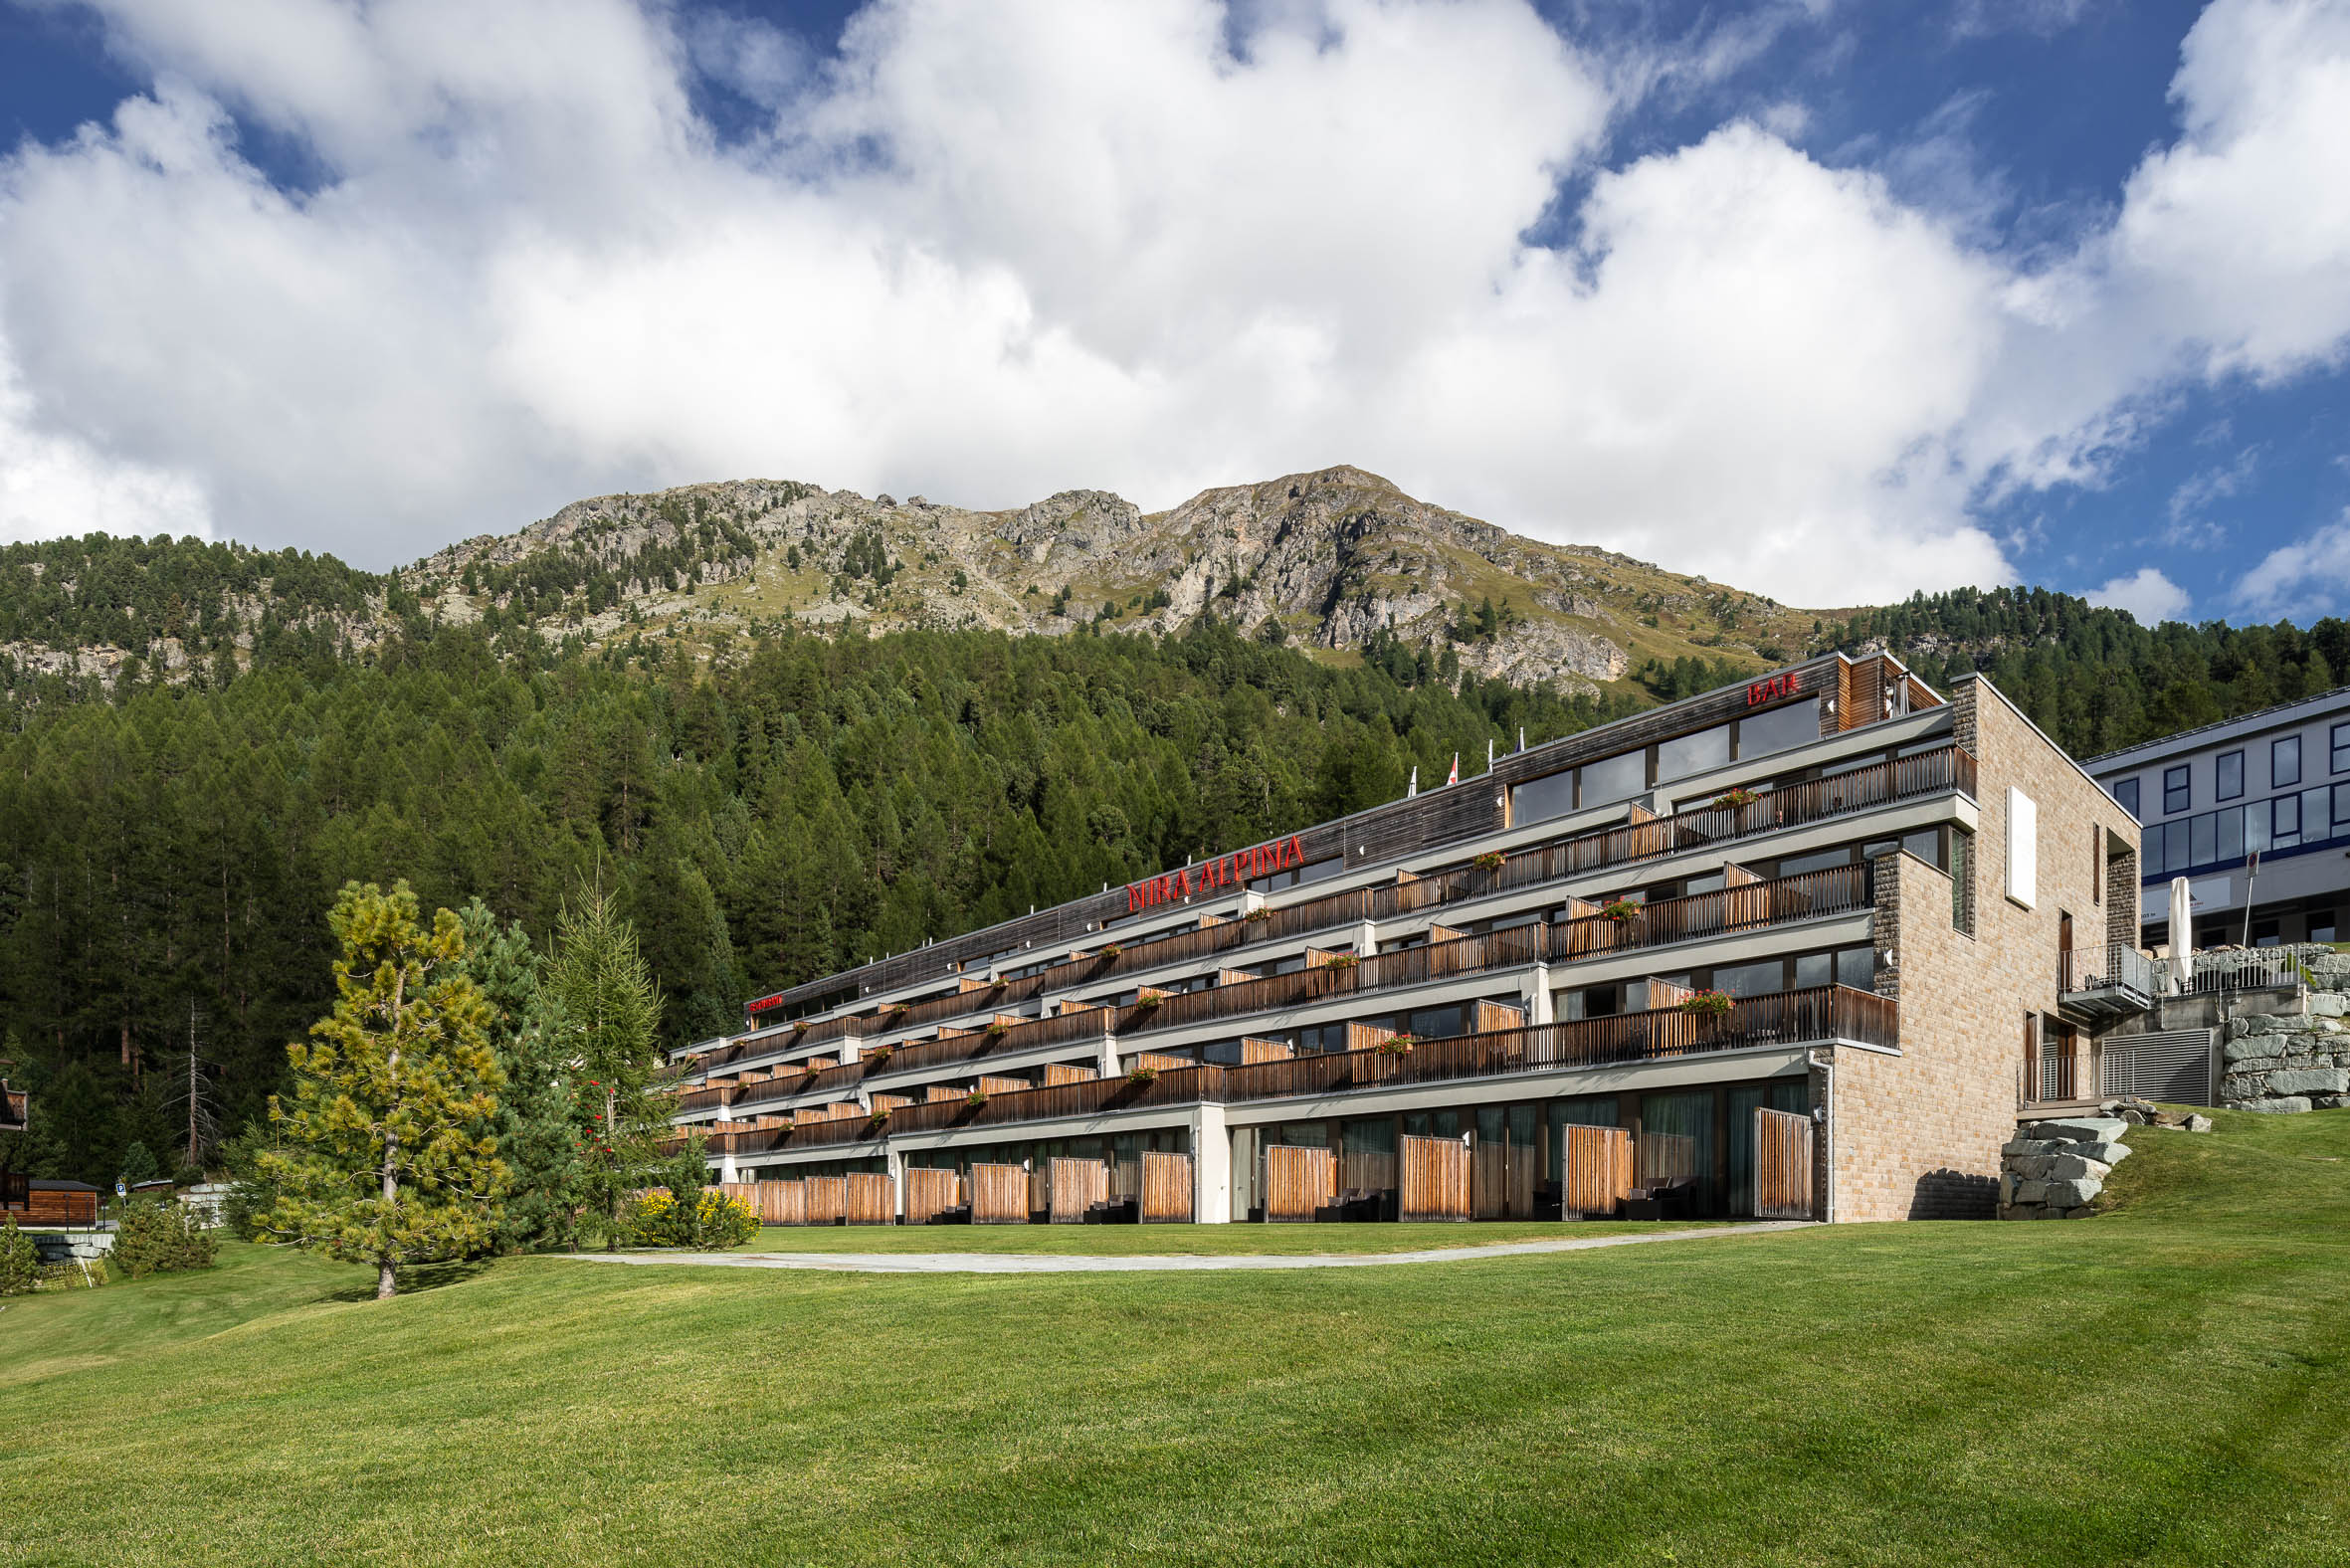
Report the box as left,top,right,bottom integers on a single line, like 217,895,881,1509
552,1221,1812,1274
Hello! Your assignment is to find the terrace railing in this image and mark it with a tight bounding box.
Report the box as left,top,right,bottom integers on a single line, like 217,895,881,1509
678,986,1892,1157
711,864,1874,1112
694,745,1966,1076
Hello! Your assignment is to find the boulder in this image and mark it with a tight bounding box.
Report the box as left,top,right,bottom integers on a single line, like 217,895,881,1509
2224,1056,2286,1076
2312,992,2347,1018
2267,1068,2350,1096
2233,1014,2282,1038
2041,1177,2102,1206
2024,1117,2128,1144
2074,1141,2131,1166
2315,1094,2350,1109
2184,1113,2214,1133
2001,1137,2065,1158
2030,1206,2066,1220
2060,1206,2098,1219
2012,1179,2051,1205
2237,1097,2312,1114
2045,1155,2112,1182
1997,1171,2017,1205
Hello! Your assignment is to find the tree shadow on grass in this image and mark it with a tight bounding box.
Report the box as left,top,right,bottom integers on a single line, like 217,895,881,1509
321,1258,495,1303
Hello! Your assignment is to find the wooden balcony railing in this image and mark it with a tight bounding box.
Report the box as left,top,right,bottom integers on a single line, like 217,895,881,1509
672,986,1892,1158
707,864,1873,1115
694,745,1966,1077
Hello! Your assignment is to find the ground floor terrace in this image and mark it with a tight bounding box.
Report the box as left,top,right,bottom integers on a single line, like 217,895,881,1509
685,983,1883,1226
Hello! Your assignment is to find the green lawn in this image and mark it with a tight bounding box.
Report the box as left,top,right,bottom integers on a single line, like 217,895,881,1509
712,1217,1705,1254
4,1109,2347,1567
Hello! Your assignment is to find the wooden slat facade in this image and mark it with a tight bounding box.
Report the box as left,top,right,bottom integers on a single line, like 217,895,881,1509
1140,1152,1194,1223
1754,1107,1816,1220
1043,1063,1099,1085
844,1172,893,1225
1239,1037,1294,1064
970,1163,1030,1225
1563,1124,1634,1217
1399,1134,1471,1223
1265,1144,1334,1222
904,1167,962,1225
1473,1000,1526,1034
1048,1158,1110,1223
763,1180,809,1226
805,1176,847,1225
5,1184,99,1226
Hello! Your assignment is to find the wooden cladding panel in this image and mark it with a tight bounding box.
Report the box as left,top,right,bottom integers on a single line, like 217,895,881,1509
1141,1152,1194,1224
762,1180,809,1226
6,1185,98,1226
1129,1052,1194,1072
870,1093,912,1113
925,1085,964,1101
977,1076,1029,1095
1473,1000,1526,1034
1239,1037,1294,1064
1754,1108,1816,1220
1563,1125,1634,1217
804,1176,847,1225
1721,863,1762,887
1344,1021,1394,1053
1265,1144,1334,1222
1043,1063,1099,1085
970,1163,1031,1225
904,1167,962,1225
1399,1134,1471,1223
1048,1158,1110,1223
844,1172,893,1225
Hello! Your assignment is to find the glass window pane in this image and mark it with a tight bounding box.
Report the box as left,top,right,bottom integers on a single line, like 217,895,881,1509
2305,787,2331,842
1509,769,1576,826
1581,750,1647,805
2219,806,2245,862
1901,828,1942,867
2164,766,2190,814
2217,750,2244,800
2191,813,2217,868
1794,952,1832,988
1640,1090,1715,1191
1712,959,1785,998
1739,695,1823,758
2334,782,2350,833
2144,825,2166,878
2273,795,2301,847
1777,848,1853,877
2274,735,2302,789
2114,778,2140,817
1658,724,1731,783
1836,947,1874,989
2335,722,2350,774
2247,806,2269,855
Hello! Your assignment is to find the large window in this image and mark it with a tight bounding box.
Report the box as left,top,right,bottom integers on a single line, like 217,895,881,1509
2274,734,2302,789
1508,769,1576,827
1836,947,1875,989
2273,794,2302,848
1640,1091,1715,1191
1581,749,1647,806
1738,695,1823,758
2217,749,2245,800
1712,959,1786,998
2113,777,2140,817
2163,766,2190,815
1657,724,1730,783
2334,722,2350,775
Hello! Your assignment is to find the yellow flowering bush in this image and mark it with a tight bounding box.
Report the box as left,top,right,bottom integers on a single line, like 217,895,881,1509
622,1188,758,1250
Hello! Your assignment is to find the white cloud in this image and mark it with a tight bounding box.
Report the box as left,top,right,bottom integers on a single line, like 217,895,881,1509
2085,565,2192,625
0,0,2338,614
0,342,210,545
2235,511,2350,620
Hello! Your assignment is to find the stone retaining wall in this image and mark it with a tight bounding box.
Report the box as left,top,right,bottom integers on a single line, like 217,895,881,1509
2219,945,2350,1113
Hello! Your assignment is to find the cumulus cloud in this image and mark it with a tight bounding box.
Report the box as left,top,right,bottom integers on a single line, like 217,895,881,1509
0,0,2340,612
2235,511,2350,620
2085,565,2193,624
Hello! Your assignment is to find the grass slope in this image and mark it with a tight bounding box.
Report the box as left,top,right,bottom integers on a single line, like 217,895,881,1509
3,1110,2346,1568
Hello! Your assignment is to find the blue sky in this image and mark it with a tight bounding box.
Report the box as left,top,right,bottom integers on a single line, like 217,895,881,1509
0,0,2343,624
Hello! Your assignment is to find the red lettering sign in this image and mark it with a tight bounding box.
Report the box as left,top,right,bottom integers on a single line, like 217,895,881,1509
1125,834,1312,911
1747,672,1799,707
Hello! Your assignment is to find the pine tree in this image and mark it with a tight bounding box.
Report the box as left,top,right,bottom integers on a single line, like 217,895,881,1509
257,882,507,1299
455,899,585,1254
543,884,667,1249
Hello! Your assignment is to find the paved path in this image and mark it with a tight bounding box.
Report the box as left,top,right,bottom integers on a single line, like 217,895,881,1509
554,1221,1812,1275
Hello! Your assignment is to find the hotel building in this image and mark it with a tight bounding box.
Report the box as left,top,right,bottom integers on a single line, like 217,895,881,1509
2088,688,2350,951
668,652,2141,1226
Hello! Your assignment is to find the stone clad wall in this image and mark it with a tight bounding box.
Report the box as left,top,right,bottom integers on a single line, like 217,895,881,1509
1830,679,2144,1221
2220,948,2350,1111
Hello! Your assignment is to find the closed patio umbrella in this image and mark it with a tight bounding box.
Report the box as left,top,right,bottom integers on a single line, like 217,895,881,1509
2169,876,2193,994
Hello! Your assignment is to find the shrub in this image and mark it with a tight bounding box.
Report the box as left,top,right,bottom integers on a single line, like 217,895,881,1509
1125,1065,1160,1084
1130,993,1163,1015
1321,951,1361,970
112,1198,218,1279
866,1106,890,1130
0,1217,37,1296
983,1020,1010,1040
1471,851,1506,875
1678,989,1734,1020
622,1188,758,1251
1241,907,1273,924
1376,1034,1416,1056
965,1088,988,1107
863,1044,893,1068
1599,899,1642,924
1710,787,1759,811
1098,942,1124,959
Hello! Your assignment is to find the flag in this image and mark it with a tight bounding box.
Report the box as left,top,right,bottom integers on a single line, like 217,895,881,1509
1517,726,1525,753
1446,753,1460,786
1486,738,1494,773
1407,765,1419,798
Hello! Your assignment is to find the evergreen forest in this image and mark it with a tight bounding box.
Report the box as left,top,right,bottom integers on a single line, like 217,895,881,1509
0,615,1622,1187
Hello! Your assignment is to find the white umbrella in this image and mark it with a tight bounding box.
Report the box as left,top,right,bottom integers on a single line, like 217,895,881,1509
2169,876,2193,994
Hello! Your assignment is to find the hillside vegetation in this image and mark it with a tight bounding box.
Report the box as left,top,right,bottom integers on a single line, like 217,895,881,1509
2,1108,2343,1566
0,618,1626,1187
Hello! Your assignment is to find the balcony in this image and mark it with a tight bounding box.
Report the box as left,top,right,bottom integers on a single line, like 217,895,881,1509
2057,942,2157,1023
675,985,1893,1158
701,744,1970,1074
